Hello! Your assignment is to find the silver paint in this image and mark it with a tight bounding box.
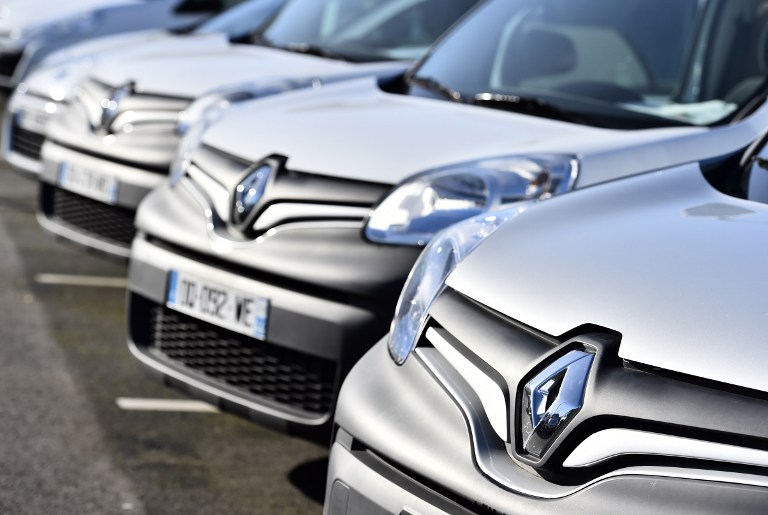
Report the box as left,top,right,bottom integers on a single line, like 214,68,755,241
448,162,768,393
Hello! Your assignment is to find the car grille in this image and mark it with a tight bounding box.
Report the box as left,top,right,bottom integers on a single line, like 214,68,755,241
0,51,22,79
145,302,337,416
46,186,136,247
10,122,44,161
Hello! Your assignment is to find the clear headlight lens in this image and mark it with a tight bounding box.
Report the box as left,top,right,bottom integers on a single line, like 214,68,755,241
366,155,578,246
388,205,529,365
171,78,323,185
169,95,231,187
175,78,319,137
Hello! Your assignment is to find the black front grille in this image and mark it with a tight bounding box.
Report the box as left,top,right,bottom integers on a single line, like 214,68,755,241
10,123,44,161
46,186,136,247
145,302,337,416
0,51,22,78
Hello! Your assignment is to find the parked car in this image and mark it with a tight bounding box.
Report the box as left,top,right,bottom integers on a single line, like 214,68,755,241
35,0,476,257
324,130,768,514
1,0,285,177
126,0,768,439
0,0,237,90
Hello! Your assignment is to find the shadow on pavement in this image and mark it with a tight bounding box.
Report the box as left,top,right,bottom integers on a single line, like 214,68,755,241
289,456,329,504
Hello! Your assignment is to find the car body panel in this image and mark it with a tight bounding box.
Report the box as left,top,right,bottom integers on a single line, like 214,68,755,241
20,30,221,99
327,339,768,514
0,0,219,87
134,178,421,301
447,162,768,393
125,226,410,435
87,44,401,98
0,0,136,36
198,76,768,186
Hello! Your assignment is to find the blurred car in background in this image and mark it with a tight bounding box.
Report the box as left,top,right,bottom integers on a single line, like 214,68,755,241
1,0,284,177
325,132,768,514
0,0,239,90
126,0,768,439
35,0,477,257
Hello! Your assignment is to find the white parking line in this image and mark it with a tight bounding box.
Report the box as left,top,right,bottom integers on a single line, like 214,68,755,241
115,398,220,413
34,273,129,288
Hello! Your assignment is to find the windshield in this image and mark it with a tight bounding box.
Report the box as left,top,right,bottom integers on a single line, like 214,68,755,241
258,0,479,62
197,0,285,39
411,0,768,128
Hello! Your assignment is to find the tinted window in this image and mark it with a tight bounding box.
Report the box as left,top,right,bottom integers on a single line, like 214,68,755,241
260,0,478,61
198,0,285,38
412,0,768,127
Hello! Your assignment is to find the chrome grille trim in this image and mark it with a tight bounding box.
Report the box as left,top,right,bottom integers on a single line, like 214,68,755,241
424,327,509,441
73,78,189,134
416,347,768,497
564,429,768,469
253,203,369,231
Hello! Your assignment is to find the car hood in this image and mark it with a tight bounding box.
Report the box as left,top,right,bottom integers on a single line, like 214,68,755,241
200,76,768,186
87,40,374,99
22,28,175,99
0,0,134,31
448,163,768,393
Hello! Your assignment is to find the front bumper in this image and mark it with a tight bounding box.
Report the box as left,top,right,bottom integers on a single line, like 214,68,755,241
1,91,58,176
127,234,395,438
127,148,419,437
328,340,768,514
38,140,165,257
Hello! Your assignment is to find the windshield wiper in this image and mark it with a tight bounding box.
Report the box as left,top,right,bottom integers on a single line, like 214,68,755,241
471,92,600,126
407,75,464,103
283,42,349,61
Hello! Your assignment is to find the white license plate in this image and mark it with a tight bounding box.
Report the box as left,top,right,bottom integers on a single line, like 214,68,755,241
57,162,119,204
166,270,269,340
16,109,50,134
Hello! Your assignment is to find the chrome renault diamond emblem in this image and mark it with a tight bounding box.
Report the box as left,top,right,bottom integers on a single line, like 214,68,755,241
520,350,594,458
100,83,132,131
233,164,273,226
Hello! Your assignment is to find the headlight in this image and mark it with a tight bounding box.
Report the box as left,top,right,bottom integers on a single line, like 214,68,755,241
176,78,319,137
366,155,578,246
169,95,231,187
388,205,529,365
171,78,321,185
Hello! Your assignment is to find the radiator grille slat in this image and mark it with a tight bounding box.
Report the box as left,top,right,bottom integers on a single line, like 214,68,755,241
148,305,337,415
50,188,136,247
10,124,44,161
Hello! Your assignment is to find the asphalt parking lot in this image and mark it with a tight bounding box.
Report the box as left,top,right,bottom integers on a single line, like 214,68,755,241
0,166,326,513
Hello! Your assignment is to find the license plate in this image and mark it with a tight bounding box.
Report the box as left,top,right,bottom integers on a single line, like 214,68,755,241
166,270,269,340
16,109,50,134
57,162,119,204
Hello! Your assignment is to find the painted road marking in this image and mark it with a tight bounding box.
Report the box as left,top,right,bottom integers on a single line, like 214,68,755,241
115,398,220,413
34,274,128,288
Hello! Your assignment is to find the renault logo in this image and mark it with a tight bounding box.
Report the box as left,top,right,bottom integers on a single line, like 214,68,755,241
233,164,273,226
100,83,132,132
519,349,594,458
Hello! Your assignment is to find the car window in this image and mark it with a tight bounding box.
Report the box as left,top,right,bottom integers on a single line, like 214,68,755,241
260,0,478,62
262,0,389,44
197,0,285,38
411,0,768,128
329,0,479,60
